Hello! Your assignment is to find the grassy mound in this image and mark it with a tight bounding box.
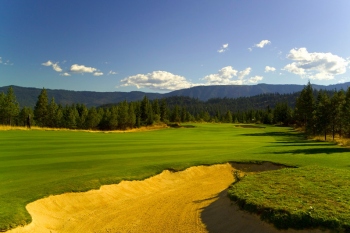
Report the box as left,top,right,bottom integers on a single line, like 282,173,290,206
228,166,350,231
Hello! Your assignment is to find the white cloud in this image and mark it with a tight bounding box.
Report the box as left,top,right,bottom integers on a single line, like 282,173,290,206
248,76,263,83
52,63,62,72
42,60,62,72
41,60,53,66
255,40,271,48
249,40,271,51
265,66,276,72
238,67,251,79
108,70,118,75
218,43,229,53
202,66,260,85
93,72,104,76
120,71,193,91
70,64,97,73
203,66,239,84
60,72,71,76
0,57,12,65
338,78,349,83
283,48,349,80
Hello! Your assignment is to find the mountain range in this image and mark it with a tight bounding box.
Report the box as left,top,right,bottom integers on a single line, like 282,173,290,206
1,82,350,108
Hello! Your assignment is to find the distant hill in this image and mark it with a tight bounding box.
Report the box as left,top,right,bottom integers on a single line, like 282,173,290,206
1,82,350,108
166,83,350,100
0,86,162,108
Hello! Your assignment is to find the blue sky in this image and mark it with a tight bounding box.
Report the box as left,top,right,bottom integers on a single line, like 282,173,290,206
1,0,350,92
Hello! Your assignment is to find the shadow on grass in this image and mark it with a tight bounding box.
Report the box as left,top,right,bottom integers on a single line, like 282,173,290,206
266,143,336,147
241,131,304,139
272,147,350,155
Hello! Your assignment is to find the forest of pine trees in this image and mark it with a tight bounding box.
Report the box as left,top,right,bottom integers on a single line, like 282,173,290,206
1,83,350,139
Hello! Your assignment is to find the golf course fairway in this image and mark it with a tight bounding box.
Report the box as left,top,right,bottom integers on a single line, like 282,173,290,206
1,124,350,231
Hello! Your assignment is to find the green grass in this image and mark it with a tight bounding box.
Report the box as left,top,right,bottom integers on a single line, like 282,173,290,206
228,166,350,231
1,123,350,231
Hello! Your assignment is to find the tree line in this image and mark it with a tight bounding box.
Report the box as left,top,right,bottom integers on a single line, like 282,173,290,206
1,83,350,140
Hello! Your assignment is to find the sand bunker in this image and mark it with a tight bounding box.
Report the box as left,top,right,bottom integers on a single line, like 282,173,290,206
8,163,325,233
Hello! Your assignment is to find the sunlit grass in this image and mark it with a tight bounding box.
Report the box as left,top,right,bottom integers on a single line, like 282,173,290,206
228,166,350,231
1,123,350,231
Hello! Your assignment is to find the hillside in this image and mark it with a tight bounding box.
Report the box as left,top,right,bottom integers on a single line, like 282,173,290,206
1,82,350,108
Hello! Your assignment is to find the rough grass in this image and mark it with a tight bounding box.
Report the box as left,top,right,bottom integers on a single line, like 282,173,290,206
228,166,350,231
1,124,350,231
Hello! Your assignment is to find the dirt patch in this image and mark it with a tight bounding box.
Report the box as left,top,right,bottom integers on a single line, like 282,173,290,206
230,161,294,172
7,163,325,233
234,124,266,128
167,123,196,128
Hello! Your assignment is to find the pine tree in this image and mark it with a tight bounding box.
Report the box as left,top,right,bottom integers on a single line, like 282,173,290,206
146,103,154,125
224,110,233,123
295,81,314,134
47,97,58,128
342,87,350,137
34,88,49,127
118,100,129,130
160,99,168,123
273,102,291,125
140,96,150,125
1,87,20,125
0,92,5,124
127,103,136,128
171,105,181,123
109,106,119,130
76,104,89,129
329,90,345,140
314,91,331,140
85,107,100,129
18,107,33,127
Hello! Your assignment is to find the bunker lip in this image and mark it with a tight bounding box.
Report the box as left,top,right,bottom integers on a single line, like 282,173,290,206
6,163,325,233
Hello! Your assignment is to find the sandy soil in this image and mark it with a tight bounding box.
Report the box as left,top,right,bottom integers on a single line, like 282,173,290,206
7,163,326,233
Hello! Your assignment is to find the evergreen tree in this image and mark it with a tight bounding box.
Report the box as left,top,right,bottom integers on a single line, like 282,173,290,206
127,103,136,128
109,106,119,130
0,92,5,124
99,108,112,130
273,102,291,125
224,110,233,123
118,100,129,130
34,88,49,127
329,90,345,140
140,96,150,125
85,107,100,129
146,103,154,125
314,91,331,140
180,107,188,122
0,87,20,125
160,99,168,123
47,97,59,128
171,105,181,123
18,107,33,127
76,104,89,129
63,105,79,129
342,88,350,136
295,81,314,134
152,99,160,116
